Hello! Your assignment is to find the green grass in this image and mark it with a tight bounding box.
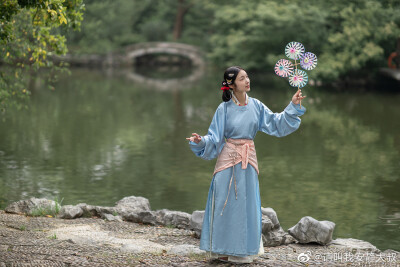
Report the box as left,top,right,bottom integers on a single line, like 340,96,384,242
48,233,57,240
30,197,64,217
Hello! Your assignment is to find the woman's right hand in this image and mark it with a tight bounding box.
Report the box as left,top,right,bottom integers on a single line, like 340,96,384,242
186,133,202,144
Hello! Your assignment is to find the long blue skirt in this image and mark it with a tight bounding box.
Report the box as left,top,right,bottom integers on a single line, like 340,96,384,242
199,163,262,257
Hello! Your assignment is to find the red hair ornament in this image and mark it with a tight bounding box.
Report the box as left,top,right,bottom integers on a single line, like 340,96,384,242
220,81,230,91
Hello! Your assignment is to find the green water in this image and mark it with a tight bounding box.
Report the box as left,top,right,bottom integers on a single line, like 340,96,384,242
0,68,399,252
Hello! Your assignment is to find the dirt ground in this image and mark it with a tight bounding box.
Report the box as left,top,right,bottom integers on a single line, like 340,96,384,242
0,210,398,267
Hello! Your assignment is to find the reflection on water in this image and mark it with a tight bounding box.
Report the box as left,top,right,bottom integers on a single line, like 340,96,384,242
0,67,399,252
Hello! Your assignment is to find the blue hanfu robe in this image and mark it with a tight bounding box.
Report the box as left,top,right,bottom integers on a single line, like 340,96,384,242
189,97,306,257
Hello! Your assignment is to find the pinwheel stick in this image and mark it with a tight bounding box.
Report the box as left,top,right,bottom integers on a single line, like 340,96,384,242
294,59,302,108
299,86,302,108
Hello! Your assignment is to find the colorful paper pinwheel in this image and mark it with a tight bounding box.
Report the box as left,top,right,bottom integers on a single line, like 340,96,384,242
274,41,318,107
274,59,294,77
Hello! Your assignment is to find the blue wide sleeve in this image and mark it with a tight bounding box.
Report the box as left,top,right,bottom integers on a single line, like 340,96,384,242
258,100,306,137
188,103,226,160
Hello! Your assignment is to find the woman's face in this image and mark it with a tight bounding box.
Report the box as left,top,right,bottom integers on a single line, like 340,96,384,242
230,70,250,93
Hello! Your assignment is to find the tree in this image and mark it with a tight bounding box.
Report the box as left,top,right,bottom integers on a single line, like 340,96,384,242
0,0,84,113
206,0,400,83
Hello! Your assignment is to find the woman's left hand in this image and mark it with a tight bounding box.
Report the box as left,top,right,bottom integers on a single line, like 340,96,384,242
292,88,306,105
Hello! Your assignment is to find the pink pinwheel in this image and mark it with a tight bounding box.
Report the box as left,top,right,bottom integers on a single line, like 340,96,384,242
289,70,308,88
300,52,317,70
285,42,305,60
275,59,294,77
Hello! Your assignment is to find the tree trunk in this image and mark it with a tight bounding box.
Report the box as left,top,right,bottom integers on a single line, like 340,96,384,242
172,0,190,41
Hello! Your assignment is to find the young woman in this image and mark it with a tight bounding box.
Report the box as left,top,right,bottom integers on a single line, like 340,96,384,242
186,66,306,264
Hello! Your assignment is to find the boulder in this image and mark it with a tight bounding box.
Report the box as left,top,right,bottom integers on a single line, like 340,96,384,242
261,207,280,230
5,198,57,215
190,210,204,238
288,216,335,245
262,216,274,233
115,196,151,211
263,227,296,247
114,196,152,220
156,209,191,229
260,208,295,247
122,210,159,225
76,203,98,217
95,206,117,217
58,205,83,219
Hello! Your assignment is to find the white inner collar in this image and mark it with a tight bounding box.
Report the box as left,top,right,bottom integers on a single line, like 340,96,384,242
232,92,248,106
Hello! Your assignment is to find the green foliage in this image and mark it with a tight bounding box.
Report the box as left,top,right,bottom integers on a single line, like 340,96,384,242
0,0,84,113
65,0,214,53
207,0,400,82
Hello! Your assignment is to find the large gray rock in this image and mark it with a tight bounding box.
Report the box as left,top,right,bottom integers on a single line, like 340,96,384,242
261,207,280,230
262,216,274,233
115,196,151,211
58,205,83,219
190,210,204,238
329,238,379,253
76,203,98,217
122,210,159,225
114,196,152,220
288,216,335,245
263,227,296,247
261,208,295,247
156,209,191,229
5,198,57,215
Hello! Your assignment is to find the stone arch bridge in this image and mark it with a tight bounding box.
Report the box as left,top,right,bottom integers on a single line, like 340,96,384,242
53,42,205,69
120,42,205,68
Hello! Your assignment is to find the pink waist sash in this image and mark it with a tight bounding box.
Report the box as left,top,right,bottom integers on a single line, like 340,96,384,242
213,138,259,176
213,138,259,216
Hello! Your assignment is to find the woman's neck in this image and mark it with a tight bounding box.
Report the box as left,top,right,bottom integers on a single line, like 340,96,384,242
233,91,247,106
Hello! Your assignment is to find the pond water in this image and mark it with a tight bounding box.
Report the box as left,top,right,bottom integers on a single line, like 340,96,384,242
0,67,399,252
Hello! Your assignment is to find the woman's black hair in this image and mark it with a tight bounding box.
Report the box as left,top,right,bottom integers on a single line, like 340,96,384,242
222,66,243,102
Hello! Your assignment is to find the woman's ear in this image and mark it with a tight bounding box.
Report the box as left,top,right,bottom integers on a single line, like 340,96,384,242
228,83,235,90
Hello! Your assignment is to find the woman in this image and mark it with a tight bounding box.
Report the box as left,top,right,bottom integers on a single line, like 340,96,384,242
186,66,306,264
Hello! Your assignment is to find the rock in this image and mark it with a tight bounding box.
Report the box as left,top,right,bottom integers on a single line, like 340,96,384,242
114,196,152,221
102,213,123,222
190,210,204,238
95,206,117,217
262,216,274,233
156,209,191,229
77,203,98,217
58,205,83,219
5,198,57,215
263,226,296,247
288,216,335,245
261,207,280,229
167,244,205,256
260,208,294,247
122,210,159,225
115,196,151,211
329,238,380,253
76,203,117,218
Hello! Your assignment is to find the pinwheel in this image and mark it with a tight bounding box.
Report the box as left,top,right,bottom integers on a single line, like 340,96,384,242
300,52,317,70
274,59,294,77
289,70,308,88
275,41,318,108
285,42,305,60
